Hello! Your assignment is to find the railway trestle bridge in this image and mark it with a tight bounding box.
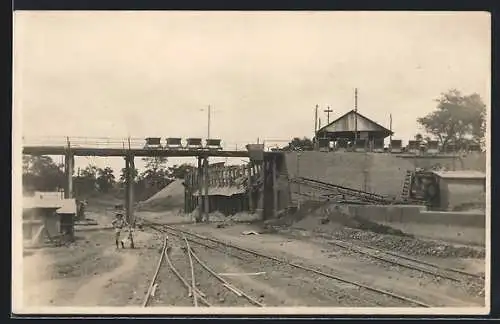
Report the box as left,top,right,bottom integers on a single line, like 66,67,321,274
22,136,272,224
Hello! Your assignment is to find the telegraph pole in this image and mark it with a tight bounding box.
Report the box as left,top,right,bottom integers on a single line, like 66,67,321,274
207,105,211,139
324,106,333,125
389,113,393,149
314,104,319,150
354,88,358,145
314,104,319,135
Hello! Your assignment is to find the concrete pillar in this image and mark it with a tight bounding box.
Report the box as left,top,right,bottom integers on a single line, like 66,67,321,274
124,157,130,219
197,157,203,222
64,152,74,199
247,162,253,212
203,157,210,222
125,154,135,226
272,156,278,218
257,161,265,219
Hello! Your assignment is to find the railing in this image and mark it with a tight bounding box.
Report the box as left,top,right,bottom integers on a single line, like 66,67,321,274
22,136,293,152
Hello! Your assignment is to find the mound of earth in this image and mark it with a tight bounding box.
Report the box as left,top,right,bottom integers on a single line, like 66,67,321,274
137,179,185,211
268,202,410,237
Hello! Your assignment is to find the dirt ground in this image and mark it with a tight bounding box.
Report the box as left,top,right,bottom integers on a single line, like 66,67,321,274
20,208,486,310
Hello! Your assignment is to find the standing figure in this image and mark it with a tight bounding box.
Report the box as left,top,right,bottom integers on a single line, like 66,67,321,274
111,211,128,249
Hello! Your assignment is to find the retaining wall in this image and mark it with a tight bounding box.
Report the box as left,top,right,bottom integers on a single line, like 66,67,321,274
343,204,486,245
284,151,486,199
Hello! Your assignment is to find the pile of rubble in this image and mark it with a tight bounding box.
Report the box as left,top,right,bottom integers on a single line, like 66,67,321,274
268,201,485,259
315,228,485,259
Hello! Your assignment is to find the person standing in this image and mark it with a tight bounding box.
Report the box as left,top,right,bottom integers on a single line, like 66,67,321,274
111,212,128,249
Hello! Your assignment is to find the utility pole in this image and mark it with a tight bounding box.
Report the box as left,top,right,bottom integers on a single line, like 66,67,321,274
314,104,319,134
296,151,301,209
314,104,319,150
354,88,358,145
324,106,333,125
389,113,393,150
207,105,211,139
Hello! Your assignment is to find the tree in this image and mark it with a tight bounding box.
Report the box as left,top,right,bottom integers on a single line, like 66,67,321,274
139,156,170,190
22,155,66,192
142,156,168,174
168,163,195,179
96,167,115,193
119,167,139,184
417,89,486,149
283,137,314,151
75,164,100,194
414,133,423,141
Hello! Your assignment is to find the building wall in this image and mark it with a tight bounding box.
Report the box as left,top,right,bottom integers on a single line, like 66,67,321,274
44,214,60,237
22,208,60,240
440,178,486,211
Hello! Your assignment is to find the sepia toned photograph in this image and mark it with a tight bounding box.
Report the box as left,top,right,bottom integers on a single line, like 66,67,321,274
12,11,490,315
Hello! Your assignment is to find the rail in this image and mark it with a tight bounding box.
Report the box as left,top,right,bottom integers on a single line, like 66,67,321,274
141,220,431,307
142,223,263,307
327,239,484,282
142,236,168,307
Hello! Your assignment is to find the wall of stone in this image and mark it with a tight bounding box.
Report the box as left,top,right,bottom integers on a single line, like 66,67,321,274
284,151,486,199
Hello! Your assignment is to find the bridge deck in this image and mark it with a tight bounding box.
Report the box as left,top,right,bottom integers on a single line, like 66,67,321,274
22,146,250,158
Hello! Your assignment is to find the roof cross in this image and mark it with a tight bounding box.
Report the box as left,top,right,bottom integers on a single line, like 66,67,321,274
324,106,333,124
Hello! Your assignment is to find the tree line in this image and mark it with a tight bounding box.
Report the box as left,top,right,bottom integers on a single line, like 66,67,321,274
22,155,194,201
284,89,486,151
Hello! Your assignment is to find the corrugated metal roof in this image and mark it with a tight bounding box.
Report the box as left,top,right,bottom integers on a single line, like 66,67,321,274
192,186,246,197
432,170,486,179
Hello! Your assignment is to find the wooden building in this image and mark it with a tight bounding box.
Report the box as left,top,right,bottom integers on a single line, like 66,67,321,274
23,197,77,245
315,110,393,151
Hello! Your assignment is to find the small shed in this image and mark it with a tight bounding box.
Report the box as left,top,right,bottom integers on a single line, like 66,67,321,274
432,170,486,211
23,197,77,245
315,110,393,151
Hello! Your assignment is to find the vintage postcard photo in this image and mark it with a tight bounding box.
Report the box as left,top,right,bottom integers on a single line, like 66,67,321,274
12,11,490,315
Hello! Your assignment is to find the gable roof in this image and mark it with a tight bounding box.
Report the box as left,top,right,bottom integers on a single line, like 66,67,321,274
317,110,393,135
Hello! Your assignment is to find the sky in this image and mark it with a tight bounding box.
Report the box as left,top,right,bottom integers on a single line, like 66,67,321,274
14,11,491,173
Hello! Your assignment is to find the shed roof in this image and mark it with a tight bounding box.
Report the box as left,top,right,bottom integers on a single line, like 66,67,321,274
57,199,77,214
23,197,77,214
432,170,486,180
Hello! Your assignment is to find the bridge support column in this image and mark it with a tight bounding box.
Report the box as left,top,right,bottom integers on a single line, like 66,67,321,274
258,162,265,220
196,157,203,222
125,154,135,227
203,157,209,222
247,162,253,212
64,152,74,199
272,156,278,219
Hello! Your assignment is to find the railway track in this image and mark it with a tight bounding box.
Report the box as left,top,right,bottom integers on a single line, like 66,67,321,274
140,220,432,307
142,229,264,307
326,238,484,283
